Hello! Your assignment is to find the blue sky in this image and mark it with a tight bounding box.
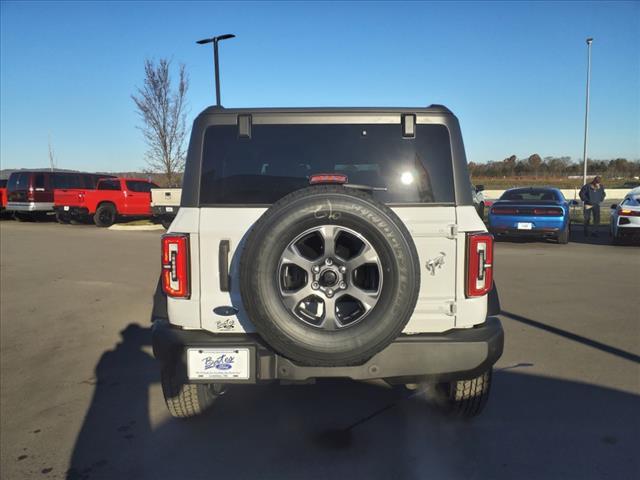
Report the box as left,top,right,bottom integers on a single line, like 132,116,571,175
1,1,638,172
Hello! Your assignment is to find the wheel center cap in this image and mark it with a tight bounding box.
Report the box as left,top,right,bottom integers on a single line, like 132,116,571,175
320,270,338,287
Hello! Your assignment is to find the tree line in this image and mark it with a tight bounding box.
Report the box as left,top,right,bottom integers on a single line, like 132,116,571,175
469,155,640,178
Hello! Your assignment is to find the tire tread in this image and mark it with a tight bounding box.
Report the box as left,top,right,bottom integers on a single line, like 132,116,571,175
445,370,492,418
161,369,216,419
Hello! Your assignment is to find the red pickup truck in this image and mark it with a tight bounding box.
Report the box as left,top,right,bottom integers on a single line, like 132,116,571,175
0,179,7,215
54,177,158,227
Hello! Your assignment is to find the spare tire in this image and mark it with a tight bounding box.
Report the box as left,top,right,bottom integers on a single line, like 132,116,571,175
239,185,420,366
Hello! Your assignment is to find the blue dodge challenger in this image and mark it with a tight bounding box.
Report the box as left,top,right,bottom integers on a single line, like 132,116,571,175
488,187,572,244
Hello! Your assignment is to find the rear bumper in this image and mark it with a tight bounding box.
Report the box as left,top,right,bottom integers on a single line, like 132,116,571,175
615,223,640,238
53,206,90,217
490,226,562,238
152,317,504,384
7,201,54,212
488,215,567,233
152,205,179,216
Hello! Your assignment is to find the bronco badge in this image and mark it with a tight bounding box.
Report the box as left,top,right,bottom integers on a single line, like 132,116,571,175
426,252,446,276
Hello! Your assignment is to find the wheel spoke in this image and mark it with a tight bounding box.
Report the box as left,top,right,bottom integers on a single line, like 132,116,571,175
344,285,379,312
318,225,339,258
281,285,314,312
279,225,383,330
319,297,338,330
281,245,313,272
346,244,379,270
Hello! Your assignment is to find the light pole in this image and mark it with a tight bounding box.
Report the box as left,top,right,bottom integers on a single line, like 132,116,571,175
196,34,235,107
582,37,593,186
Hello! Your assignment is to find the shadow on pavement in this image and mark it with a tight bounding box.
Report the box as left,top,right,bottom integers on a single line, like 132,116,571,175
501,310,640,364
66,324,156,480
493,224,639,247
568,224,639,246
66,324,640,480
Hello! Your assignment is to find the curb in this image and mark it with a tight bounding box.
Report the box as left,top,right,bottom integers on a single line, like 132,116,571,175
108,224,165,231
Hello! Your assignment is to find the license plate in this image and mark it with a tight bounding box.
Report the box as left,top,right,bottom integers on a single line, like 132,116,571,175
517,222,533,230
187,348,250,380
63,206,70,211
165,206,174,212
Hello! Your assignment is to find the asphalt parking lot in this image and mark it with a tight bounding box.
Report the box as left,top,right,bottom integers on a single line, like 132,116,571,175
1,221,638,480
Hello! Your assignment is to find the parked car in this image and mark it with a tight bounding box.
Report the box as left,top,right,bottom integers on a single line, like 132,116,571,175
151,187,182,229
0,179,7,215
152,105,503,421
609,186,640,244
472,183,486,218
488,187,571,243
6,170,113,221
54,177,158,227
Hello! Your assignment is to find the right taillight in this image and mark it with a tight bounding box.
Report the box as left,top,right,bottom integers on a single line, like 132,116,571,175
532,207,563,216
161,234,190,298
466,232,494,297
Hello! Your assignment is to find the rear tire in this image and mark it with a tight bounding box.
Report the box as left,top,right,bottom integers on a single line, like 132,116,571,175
161,368,222,419
94,204,117,227
161,217,173,229
56,211,71,224
13,212,31,222
557,225,569,244
436,369,492,418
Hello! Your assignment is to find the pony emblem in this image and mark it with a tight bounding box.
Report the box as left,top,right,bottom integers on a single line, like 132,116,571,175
426,252,446,276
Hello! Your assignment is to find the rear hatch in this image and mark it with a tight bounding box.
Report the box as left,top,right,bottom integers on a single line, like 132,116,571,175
172,111,465,334
151,188,182,206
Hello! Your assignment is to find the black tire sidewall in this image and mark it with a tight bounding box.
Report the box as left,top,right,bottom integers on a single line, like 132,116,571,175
94,204,116,227
240,186,420,365
558,224,570,244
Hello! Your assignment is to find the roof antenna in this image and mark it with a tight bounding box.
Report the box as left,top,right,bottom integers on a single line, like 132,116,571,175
196,33,235,107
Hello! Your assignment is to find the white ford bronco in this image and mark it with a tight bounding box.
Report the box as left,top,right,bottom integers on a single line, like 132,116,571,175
152,105,503,419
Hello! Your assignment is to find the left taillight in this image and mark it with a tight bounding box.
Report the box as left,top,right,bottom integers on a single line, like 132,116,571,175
466,232,494,298
619,208,640,217
162,233,190,298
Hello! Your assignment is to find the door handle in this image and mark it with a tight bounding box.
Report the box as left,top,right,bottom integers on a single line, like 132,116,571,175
219,240,230,292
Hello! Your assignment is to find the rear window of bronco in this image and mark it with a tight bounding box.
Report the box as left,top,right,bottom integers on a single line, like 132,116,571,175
200,123,455,205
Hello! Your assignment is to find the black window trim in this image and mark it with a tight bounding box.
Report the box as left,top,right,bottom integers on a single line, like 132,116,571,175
179,109,473,208
196,114,459,208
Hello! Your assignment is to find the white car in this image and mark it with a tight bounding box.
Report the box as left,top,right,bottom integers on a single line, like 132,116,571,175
610,186,640,243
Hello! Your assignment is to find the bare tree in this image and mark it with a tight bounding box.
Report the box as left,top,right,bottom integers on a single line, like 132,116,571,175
132,59,189,186
48,133,56,171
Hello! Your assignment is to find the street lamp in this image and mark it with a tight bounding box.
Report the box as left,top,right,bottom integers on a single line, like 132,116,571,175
196,33,236,107
582,37,593,186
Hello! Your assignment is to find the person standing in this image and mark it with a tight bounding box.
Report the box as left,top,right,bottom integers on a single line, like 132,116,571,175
579,176,606,237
